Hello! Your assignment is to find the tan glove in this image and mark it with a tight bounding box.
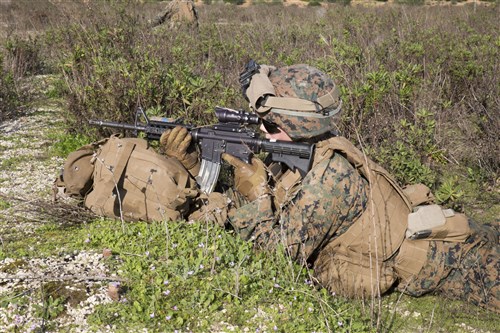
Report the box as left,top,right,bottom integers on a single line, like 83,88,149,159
160,126,200,177
222,153,270,202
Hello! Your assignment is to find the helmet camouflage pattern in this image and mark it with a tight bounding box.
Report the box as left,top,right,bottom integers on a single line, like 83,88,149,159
261,64,342,140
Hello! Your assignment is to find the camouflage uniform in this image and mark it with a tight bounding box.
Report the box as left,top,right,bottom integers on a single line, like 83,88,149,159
227,150,369,264
400,222,499,311
224,63,362,264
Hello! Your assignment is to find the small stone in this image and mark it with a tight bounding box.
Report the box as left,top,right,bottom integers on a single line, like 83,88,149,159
107,282,121,301
102,249,112,258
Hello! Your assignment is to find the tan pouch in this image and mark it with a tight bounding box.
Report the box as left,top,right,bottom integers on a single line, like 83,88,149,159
315,249,396,298
406,205,471,242
403,183,435,207
394,239,430,285
61,149,95,197
429,213,471,242
273,169,302,208
406,204,446,239
56,138,108,198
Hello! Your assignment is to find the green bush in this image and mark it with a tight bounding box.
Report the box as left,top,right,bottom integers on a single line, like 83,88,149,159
373,109,444,187
0,52,20,121
44,14,240,139
3,35,47,79
307,0,323,6
394,0,425,4
223,0,246,4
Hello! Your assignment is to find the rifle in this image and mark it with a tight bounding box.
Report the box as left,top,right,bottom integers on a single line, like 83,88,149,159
89,107,315,193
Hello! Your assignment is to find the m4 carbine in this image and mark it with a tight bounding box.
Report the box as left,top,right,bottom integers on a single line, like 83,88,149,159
89,107,315,193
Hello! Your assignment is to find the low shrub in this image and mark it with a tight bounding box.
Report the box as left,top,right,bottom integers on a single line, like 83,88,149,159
0,52,20,121
3,35,47,79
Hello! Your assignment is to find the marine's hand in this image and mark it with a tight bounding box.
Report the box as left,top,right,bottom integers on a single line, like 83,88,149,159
160,126,200,176
222,153,270,201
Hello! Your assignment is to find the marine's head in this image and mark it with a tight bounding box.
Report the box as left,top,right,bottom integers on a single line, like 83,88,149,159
241,62,342,141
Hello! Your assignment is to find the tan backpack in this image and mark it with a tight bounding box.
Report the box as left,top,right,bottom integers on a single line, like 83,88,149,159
58,136,198,222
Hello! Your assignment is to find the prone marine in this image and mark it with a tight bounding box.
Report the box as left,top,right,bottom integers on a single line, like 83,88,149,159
56,62,499,313
161,62,499,313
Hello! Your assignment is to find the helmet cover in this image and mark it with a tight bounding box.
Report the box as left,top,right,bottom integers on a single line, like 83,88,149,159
259,64,341,140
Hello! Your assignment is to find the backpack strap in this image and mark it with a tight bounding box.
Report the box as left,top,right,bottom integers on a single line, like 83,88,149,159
85,139,136,210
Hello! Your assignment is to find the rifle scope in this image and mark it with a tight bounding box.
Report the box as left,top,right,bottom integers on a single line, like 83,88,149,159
215,107,260,125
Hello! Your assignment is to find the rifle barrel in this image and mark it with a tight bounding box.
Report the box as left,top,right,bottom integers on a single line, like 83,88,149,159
88,120,147,132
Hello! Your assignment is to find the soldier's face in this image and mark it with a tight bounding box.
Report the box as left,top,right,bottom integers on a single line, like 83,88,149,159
260,123,292,142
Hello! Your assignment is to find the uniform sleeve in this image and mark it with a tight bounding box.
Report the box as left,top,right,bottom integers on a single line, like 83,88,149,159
227,153,368,263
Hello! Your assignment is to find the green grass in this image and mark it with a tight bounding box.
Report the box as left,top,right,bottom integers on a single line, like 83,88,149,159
0,197,10,210
0,155,31,170
2,216,498,332
47,130,92,158
4,209,499,333
82,219,371,332
383,293,500,332
0,221,84,259
0,218,373,332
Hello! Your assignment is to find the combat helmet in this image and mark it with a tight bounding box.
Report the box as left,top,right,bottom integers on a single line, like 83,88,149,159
240,61,342,140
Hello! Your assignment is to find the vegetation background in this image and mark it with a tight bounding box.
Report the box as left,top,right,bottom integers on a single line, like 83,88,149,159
0,0,498,332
